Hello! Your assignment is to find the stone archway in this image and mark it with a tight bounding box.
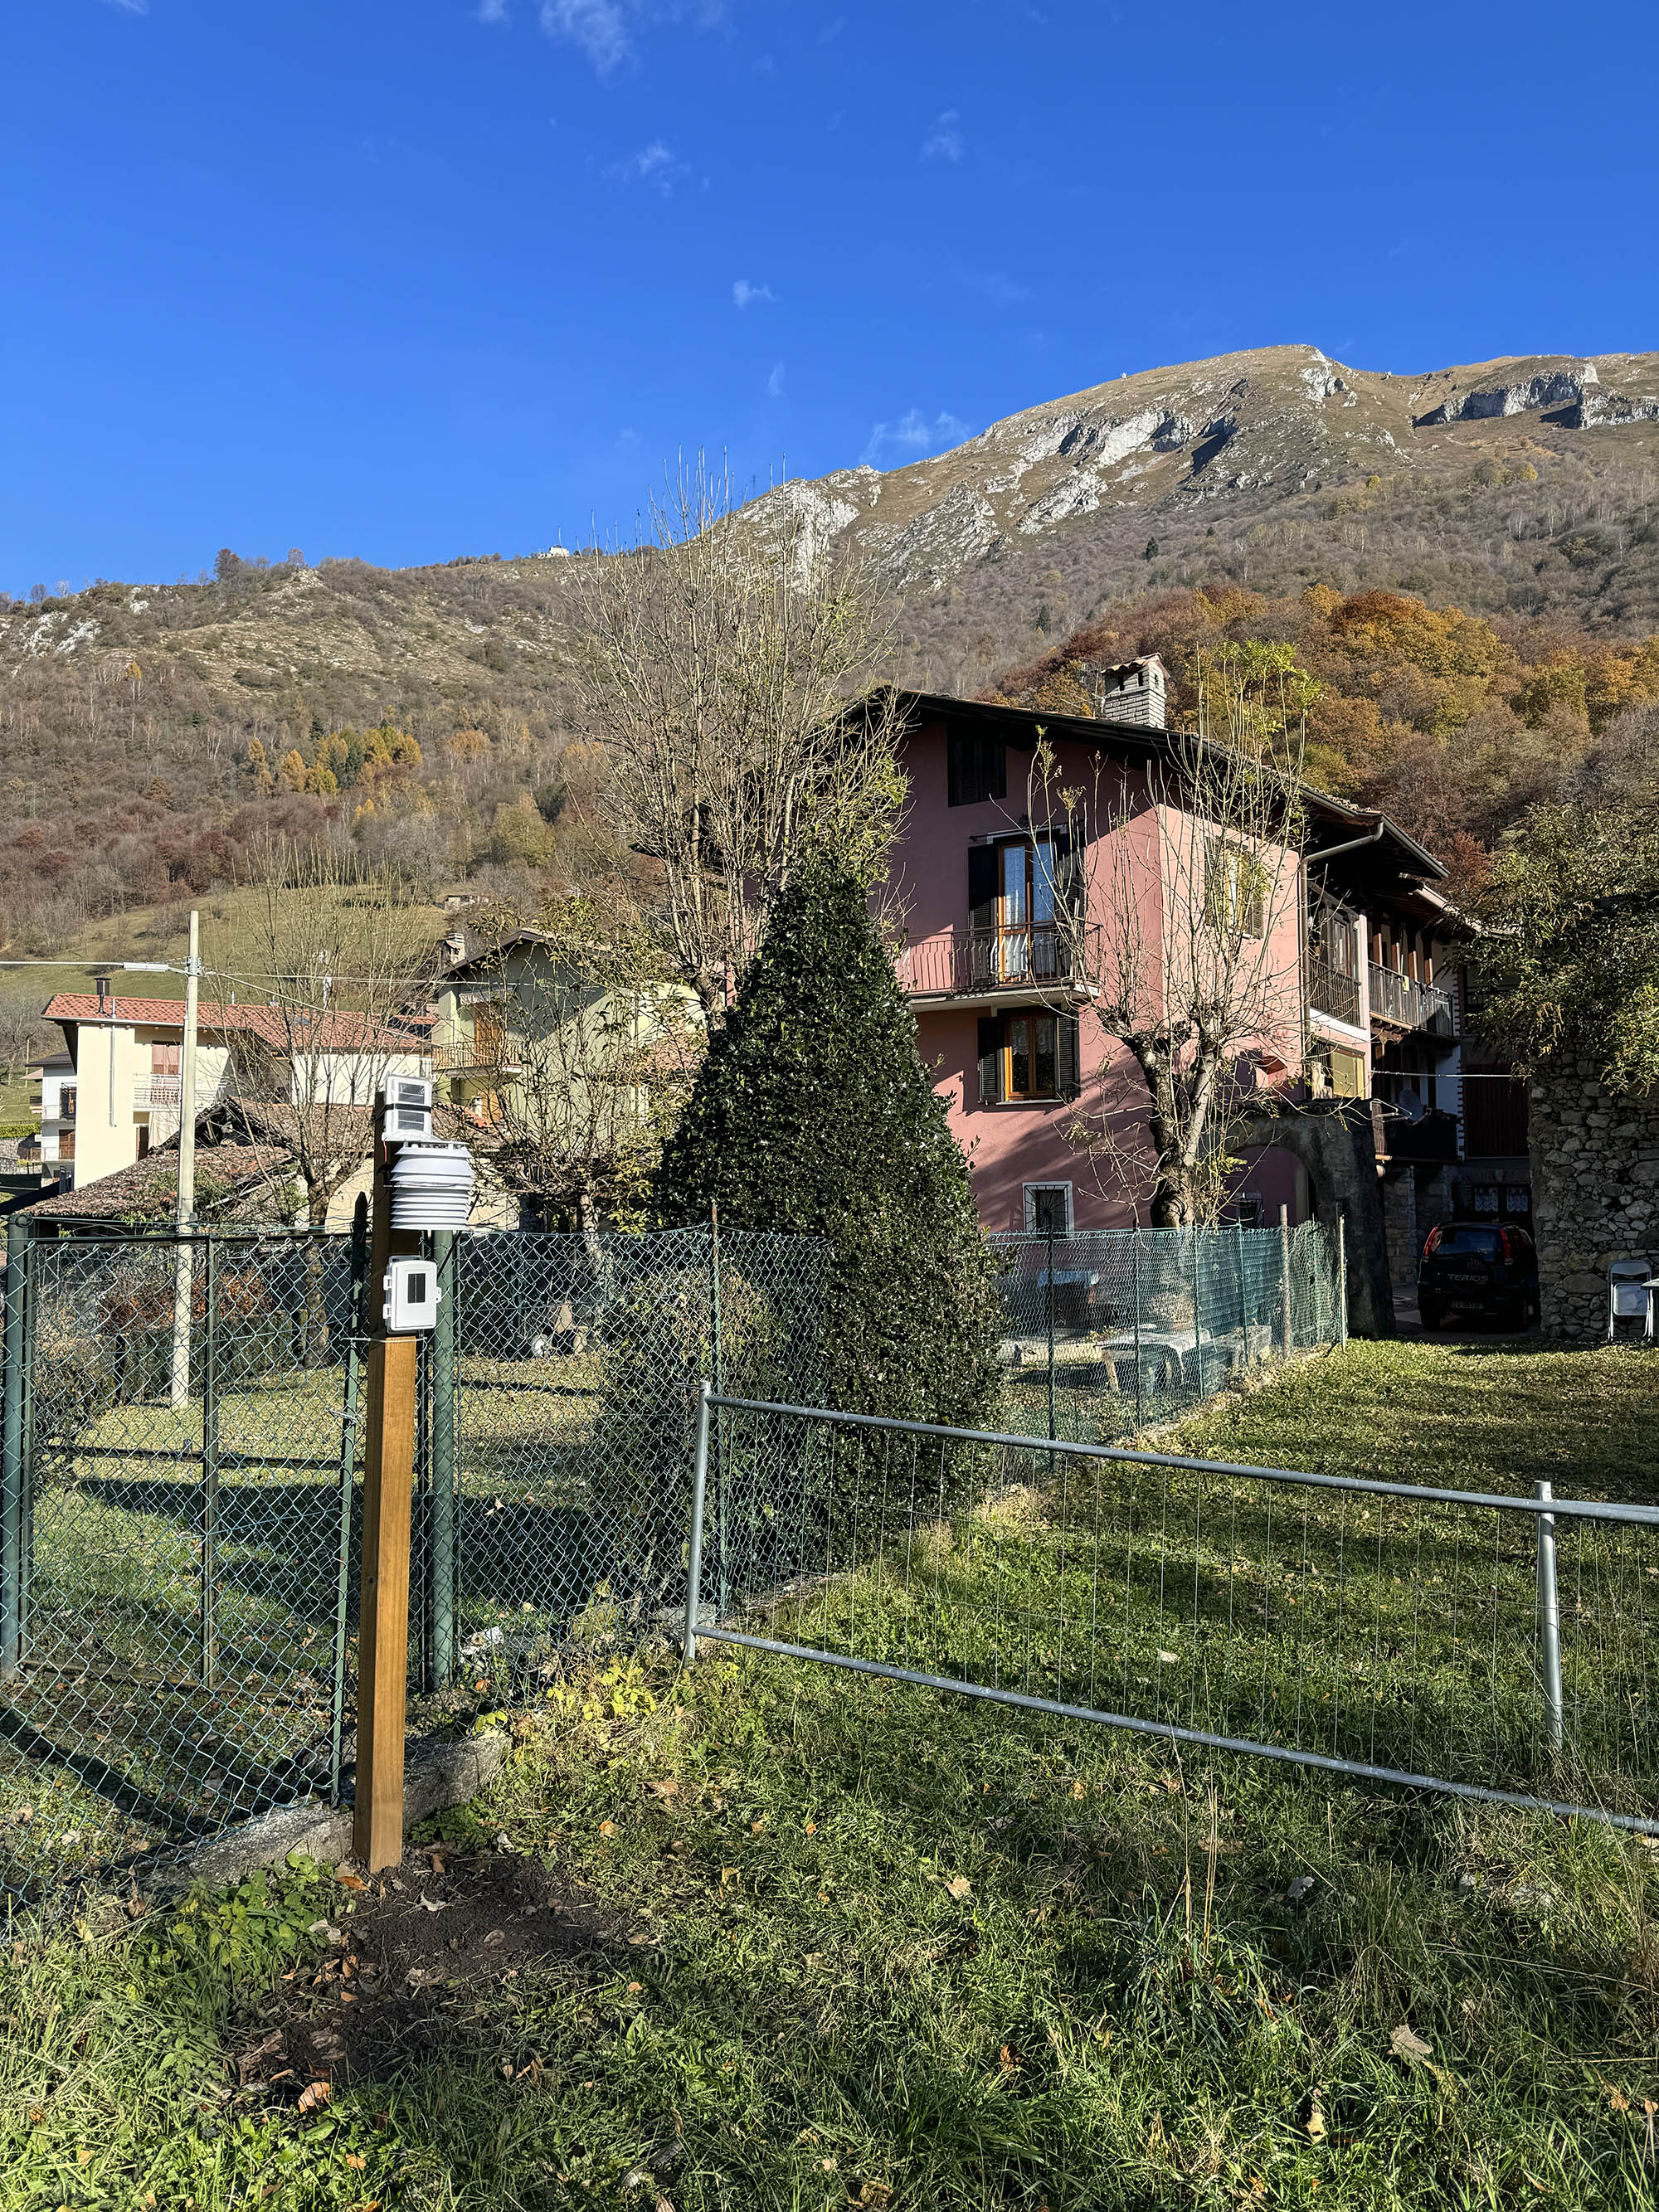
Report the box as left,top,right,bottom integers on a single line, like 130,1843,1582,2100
1233,1099,1395,1338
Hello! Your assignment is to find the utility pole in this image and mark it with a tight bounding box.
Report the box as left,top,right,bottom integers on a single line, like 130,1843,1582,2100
169,910,202,1409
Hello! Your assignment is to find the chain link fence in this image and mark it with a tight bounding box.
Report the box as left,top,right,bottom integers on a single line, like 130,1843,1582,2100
0,1223,827,1903
994,1220,1345,1441
0,1228,367,1903
690,1397,1659,1831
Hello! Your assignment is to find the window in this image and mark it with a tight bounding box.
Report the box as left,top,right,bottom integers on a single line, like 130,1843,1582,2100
976,1012,1082,1103
58,1086,76,1121
1024,1183,1073,1233
152,1041,181,1076
947,730,1006,807
1329,1047,1367,1098
1205,839,1267,936
968,834,1072,980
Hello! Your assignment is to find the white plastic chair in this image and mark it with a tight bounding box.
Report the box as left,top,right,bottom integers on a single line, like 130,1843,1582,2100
1606,1257,1657,1342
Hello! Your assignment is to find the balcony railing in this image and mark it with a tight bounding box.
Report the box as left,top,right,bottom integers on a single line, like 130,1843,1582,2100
897,924,1093,999
133,1076,182,1109
1306,955,1361,1029
1368,962,1455,1038
432,1036,522,1077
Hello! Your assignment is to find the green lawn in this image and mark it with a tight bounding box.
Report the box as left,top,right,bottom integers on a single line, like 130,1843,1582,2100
2,1341,1658,2210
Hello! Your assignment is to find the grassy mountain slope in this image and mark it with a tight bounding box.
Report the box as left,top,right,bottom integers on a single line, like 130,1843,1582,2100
2,343,1656,960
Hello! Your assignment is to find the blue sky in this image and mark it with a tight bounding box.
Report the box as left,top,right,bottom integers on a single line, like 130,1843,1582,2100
5,0,1657,593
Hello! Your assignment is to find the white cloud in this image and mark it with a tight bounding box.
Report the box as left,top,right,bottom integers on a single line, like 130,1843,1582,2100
539,0,727,73
861,408,971,467
475,0,510,22
732,279,775,309
767,362,786,398
100,0,149,13
541,0,629,70
606,139,689,193
921,109,965,163
959,267,1029,307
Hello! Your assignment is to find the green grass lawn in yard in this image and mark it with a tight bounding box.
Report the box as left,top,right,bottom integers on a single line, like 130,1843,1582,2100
2,1340,1658,2209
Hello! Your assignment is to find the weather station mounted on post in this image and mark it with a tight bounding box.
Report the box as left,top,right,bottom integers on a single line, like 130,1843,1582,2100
353,1079,474,1871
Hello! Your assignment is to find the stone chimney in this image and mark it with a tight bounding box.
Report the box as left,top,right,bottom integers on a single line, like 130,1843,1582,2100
1082,654,1167,730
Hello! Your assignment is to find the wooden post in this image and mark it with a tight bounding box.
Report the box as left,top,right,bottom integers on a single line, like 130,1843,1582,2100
353,1105,421,1870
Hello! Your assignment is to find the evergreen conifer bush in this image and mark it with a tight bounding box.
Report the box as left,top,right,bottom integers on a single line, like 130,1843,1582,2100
656,860,1004,1432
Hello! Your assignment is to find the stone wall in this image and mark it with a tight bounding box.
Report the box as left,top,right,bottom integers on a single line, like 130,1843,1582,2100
1530,1058,1659,1340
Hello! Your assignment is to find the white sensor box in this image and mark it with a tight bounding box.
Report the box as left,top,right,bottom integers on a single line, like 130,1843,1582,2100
383,1076,433,1140
383,1256,442,1332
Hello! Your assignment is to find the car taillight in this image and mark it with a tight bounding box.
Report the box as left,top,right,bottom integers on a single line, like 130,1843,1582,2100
1499,1229,1514,1262
1423,1227,1443,1255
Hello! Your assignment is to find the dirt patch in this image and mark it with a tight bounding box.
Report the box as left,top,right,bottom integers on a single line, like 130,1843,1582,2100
231,1840,630,2096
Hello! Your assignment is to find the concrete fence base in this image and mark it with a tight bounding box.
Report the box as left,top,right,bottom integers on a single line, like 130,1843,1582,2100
139,1727,511,1899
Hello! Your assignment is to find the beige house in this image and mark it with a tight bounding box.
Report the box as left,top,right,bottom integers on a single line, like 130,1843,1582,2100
41,985,431,1193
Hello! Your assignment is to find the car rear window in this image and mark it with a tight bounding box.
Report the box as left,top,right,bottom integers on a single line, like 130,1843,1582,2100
1430,1227,1502,1258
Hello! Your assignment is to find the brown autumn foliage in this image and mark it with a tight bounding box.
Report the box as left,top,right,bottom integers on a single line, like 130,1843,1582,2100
982,583,1659,864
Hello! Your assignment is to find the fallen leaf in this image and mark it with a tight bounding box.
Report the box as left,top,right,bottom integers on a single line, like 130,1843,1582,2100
1391,2025,1433,2064
1610,2088,1631,2112
336,1874,367,1893
344,2155,365,2171
627,1981,644,1993
598,1821,617,1837
418,1896,448,1913
999,2045,1020,2073
944,1875,972,1901
1156,1650,1180,1665
1070,1780,1087,1798
1306,2101,1327,2141
804,1821,816,1835
298,2081,331,2114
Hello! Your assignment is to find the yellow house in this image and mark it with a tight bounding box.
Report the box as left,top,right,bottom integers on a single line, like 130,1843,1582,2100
432,930,703,1228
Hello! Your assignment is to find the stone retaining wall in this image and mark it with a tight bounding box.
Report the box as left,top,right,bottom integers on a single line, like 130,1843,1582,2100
1530,1059,1659,1340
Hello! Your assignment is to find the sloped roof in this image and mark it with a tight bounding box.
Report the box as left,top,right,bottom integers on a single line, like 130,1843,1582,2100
43,993,431,1053
22,1143,292,1222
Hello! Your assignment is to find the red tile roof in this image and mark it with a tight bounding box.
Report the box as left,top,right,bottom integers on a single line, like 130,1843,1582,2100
42,994,429,1053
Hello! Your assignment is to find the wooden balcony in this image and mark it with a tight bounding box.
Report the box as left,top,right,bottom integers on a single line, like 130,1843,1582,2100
1368,962,1455,1038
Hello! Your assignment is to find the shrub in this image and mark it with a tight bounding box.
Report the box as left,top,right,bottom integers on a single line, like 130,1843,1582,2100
655,858,1003,1432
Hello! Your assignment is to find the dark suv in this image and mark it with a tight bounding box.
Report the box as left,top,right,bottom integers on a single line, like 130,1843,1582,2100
1418,1220,1539,1332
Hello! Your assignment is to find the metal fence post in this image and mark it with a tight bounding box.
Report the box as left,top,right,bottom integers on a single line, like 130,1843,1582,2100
1279,1205,1293,1359
1336,1213,1349,1348
1190,1228,1204,1394
1535,1480,1564,1753
1,1219,27,1681
684,1378,713,1662
1045,1218,1057,1449
710,1203,726,1616
1235,1221,1249,1364
430,1228,457,1691
1132,1227,1144,1431
330,1195,369,1809
199,1236,219,1689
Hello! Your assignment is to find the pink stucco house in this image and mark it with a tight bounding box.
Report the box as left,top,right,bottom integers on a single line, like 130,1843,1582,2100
878,673,1493,1251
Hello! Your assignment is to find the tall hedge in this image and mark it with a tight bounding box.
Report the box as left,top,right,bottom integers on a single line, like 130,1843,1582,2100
655,859,1004,1429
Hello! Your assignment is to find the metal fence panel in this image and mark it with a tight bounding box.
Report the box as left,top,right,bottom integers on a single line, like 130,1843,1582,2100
444,1226,829,1700
993,1220,1344,1441
0,1228,368,1899
692,1396,1659,1832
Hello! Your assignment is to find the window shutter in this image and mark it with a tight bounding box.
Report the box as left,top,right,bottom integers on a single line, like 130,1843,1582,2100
1058,1012,1082,1099
976,1014,1004,1106
967,843,998,925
